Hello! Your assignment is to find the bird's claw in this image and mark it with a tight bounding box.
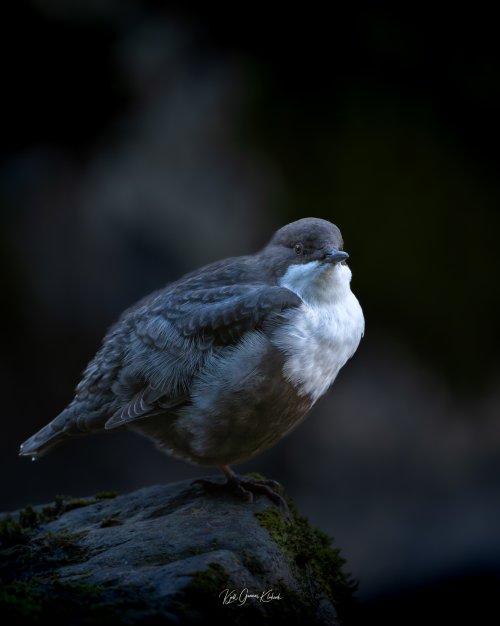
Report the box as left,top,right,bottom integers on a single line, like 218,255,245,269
193,475,289,514
237,477,289,513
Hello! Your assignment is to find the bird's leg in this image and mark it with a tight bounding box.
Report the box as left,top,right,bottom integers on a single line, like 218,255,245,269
223,466,290,512
193,465,288,511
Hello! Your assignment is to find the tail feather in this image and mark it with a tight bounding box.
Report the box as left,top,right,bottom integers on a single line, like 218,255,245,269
19,409,73,459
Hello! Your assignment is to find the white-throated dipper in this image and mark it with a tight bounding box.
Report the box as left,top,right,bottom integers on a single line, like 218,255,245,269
20,218,364,507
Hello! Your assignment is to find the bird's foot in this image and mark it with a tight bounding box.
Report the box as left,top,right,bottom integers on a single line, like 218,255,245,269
193,473,289,513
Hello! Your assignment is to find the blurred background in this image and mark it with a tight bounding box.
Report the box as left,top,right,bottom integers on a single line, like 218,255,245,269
2,2,499,622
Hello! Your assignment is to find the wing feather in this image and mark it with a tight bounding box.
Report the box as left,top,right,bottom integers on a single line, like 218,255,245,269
103,284,301,429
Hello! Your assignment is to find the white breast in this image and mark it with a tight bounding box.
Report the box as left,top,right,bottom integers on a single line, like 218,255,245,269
273,262,365,402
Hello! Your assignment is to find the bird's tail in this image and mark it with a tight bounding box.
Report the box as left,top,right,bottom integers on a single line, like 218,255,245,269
19,409,74,459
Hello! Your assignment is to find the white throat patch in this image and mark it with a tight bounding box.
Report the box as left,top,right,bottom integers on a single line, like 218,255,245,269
279,261,353,305
275,262,364,402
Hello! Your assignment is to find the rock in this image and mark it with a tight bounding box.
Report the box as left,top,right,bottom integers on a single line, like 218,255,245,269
0,477,356,624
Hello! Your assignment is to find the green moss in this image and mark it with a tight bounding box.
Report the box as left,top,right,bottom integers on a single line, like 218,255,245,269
188,562,231,594
0,503,49,550
0,577,105,622
241,551,266,576
0,580,44,621
0,530,89,587
0,577,164,623
95,491,118,500
36,530,89,564
255,501,357,622
61,498,92,512
40,495,64,521
46,495,101,515
244,471,266,480
262,580,314,625
99,517,123,528
18,505,39,529
0,515,29,549
1,492,120,550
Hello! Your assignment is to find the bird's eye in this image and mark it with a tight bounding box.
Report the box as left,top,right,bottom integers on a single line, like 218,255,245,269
294,243,303,255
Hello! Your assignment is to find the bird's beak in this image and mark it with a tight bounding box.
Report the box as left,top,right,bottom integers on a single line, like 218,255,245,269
323,248,349,263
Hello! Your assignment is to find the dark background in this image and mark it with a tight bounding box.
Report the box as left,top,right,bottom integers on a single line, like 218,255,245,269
2,2,499,623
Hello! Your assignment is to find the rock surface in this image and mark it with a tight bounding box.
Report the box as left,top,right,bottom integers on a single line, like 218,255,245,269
0,477,356,624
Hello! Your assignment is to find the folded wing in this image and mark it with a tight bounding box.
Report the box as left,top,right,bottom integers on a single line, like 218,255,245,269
103,284,301,429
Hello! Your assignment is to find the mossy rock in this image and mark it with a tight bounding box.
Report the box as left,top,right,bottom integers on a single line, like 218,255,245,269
0,479,355,624
255,500,357,622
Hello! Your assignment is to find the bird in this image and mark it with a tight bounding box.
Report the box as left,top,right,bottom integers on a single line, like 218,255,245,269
20,217,364,507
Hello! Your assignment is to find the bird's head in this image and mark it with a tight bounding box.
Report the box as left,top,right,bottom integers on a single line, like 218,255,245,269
262,217,353,303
